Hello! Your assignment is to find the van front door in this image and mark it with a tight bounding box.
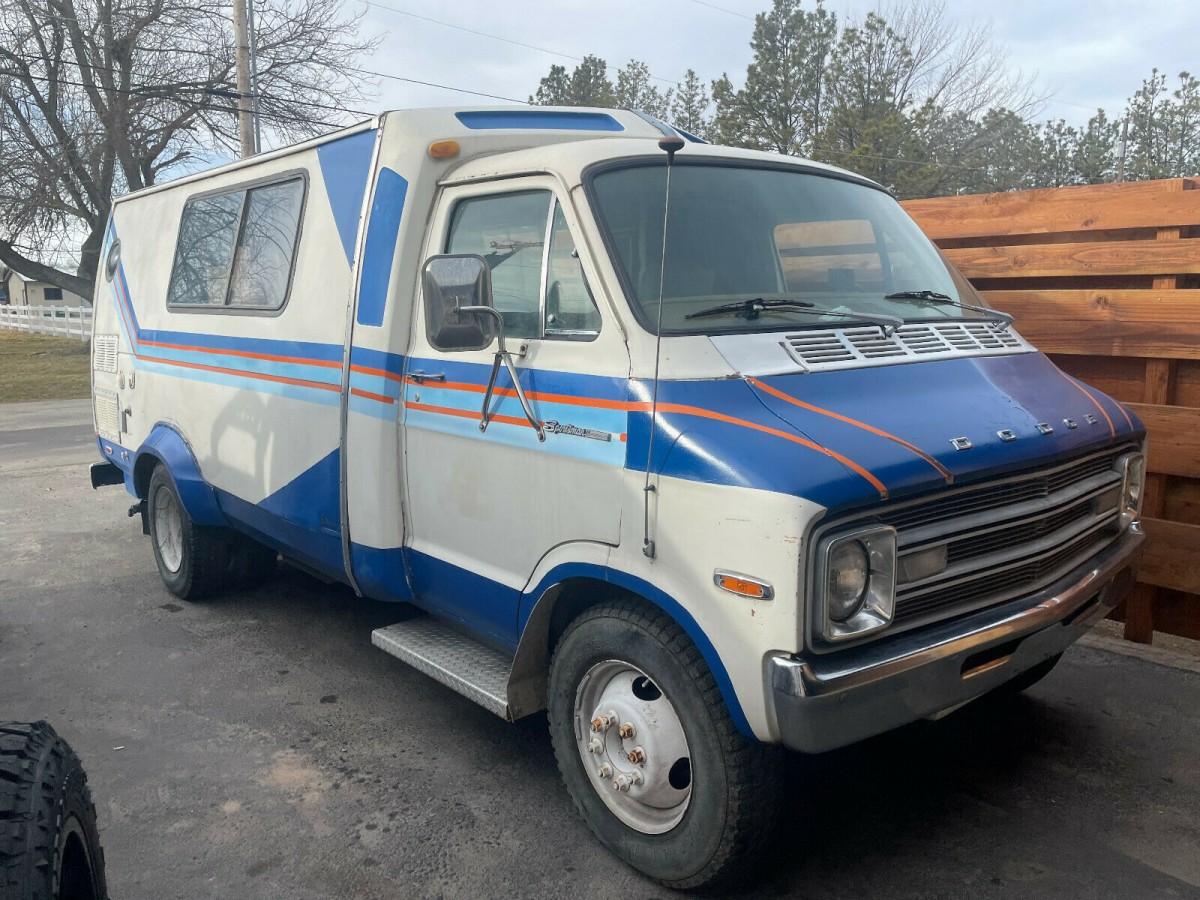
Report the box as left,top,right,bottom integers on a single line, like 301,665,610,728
403,177,628,648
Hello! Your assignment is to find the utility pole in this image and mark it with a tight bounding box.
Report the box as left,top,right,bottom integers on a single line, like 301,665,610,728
232,0,256,158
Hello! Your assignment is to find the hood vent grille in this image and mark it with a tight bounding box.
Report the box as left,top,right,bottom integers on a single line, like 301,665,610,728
711,320,1033,376
785,322,1024,367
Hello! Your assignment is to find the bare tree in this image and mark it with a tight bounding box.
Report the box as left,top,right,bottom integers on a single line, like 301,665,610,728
0,0,376,299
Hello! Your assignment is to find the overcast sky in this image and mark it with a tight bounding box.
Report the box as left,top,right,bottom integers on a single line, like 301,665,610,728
344,0,1192,127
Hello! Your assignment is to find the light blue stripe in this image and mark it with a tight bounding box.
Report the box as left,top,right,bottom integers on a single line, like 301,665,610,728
138,359,342,407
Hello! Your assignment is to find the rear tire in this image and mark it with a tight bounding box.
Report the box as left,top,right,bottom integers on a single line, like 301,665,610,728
147,465,231,601
0,722,108,900
547,600,781,890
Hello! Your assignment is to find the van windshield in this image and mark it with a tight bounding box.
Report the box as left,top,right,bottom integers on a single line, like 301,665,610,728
588,161,988,335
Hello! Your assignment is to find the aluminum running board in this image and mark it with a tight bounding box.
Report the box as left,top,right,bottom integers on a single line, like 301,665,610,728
372,616,513,720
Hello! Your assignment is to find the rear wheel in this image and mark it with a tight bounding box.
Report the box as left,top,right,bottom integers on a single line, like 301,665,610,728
547,600,781,889
0,722,107,900
147,465,231,601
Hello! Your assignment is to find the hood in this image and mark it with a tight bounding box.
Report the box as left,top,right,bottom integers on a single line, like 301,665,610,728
633,352,1141,513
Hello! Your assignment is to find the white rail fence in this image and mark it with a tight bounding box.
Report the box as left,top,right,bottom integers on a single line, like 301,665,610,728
0,304,92,341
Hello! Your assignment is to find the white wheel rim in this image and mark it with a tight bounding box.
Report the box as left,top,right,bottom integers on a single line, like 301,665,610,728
573,660,692,834
153,485,184,573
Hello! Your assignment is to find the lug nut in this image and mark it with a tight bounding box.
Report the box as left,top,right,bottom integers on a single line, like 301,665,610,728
612,770,644,792
618,723,636,740
596,763,613,779
627,746,646,765
590,711,618,733
587,737,604,754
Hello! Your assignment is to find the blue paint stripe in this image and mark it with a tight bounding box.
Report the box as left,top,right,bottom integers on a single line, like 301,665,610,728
455,110,624,132
358,167,408,327
316,129,377,266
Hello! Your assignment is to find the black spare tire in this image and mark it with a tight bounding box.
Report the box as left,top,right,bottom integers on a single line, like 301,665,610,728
0,721,107,900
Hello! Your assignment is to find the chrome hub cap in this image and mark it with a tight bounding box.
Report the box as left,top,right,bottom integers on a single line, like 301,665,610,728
153,485,184,574
573,660,692,833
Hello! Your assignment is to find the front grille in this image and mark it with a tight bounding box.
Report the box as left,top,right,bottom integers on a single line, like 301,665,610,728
815,443,1136,644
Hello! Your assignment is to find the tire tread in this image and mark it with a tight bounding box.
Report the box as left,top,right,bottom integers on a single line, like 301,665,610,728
549,598,781,890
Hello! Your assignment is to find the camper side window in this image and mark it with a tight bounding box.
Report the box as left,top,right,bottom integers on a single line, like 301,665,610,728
167,176,304,311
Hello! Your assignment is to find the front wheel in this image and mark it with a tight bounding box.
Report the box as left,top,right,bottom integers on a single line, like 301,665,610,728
547,600,781,889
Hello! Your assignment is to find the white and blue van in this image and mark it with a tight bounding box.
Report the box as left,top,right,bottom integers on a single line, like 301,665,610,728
90,107,1145,888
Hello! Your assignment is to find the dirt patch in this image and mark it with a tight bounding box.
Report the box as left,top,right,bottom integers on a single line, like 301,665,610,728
0,330,91,402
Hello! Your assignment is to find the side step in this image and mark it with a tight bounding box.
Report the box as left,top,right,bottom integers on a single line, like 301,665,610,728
372,616,514,720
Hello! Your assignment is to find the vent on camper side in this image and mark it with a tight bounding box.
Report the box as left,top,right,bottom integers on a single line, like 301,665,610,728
93,334,119,373
94,388,120,439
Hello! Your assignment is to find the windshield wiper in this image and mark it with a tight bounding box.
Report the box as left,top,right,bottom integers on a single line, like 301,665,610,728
884,290,1014,330
685,297,902,336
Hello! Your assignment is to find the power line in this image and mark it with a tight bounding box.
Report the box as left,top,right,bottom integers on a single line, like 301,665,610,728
682,0,755,22
356,0,682,88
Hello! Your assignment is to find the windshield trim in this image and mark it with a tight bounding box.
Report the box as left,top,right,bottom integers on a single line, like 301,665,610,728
582,156,913,338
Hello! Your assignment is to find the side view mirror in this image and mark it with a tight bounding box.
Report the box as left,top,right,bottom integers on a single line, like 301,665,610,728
422,254,496,352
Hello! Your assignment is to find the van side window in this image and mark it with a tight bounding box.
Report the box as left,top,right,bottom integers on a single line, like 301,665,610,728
544,203,601,337
445,191,601,341
167,176,304,310
446,191,549,340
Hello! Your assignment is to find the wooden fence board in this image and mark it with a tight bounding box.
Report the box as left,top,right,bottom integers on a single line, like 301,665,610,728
982,290,1200,359
1135,518,1200,596
1126,404,1200,479
904,178,1200,644
943,238,1200,280
904,179,1199,240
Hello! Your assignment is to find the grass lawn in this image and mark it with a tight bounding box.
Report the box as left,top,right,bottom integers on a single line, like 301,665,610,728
0,330,91,402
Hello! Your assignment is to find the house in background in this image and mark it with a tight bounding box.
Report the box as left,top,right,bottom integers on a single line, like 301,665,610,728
0,267,90,308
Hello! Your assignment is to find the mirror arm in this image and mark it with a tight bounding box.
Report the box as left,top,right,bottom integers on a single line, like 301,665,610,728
459,305,546,442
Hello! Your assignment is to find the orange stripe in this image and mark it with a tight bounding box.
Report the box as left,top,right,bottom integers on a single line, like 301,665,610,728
411,378,640,411
405,400,533,431
1062,375,1116,437
747,376,953,483
1115,401,1134,430
351,387,395,404
139,353,341,393
656,402,888,499
141,338,343,370
351,363,405,382
407,378,887,497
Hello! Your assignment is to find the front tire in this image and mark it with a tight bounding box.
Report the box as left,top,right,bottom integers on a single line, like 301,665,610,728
147,465,231,601
547,600,781,889
0,722,108,900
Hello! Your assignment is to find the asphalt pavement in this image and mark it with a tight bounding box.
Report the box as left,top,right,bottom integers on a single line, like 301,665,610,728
1,399,1198,899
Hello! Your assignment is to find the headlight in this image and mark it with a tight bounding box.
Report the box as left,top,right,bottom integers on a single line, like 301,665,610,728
817,526,897,642
1119,452,1145,529
827,541,869,621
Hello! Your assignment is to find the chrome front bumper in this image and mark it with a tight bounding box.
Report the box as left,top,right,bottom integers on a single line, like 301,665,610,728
770,526,1144,754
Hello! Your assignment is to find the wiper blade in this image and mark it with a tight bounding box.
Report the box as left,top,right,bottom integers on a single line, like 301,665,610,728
685,297,815,320
884,290,1014,330
685,297,902,335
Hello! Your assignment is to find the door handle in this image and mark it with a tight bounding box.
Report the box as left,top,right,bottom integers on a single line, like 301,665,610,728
408,371,446,384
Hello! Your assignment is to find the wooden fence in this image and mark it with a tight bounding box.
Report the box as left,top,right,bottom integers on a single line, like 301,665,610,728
902,178,1200,644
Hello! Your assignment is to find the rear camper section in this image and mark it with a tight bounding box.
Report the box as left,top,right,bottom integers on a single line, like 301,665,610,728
92,121,389,588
